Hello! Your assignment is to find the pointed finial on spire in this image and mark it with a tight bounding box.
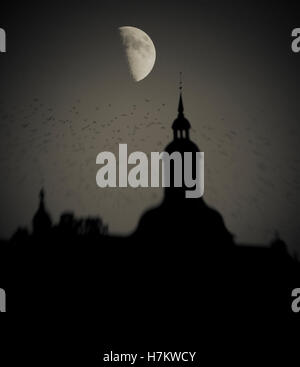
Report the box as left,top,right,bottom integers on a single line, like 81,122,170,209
179,71,183,92
39,188,45,203
178,72,184,114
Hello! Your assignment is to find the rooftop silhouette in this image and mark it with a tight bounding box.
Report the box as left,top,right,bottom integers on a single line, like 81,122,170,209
0,86,299,323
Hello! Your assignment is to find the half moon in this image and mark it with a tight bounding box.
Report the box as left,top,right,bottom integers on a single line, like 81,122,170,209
119,26,156,82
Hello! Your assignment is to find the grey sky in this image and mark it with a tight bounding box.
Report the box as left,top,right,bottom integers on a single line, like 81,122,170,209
0,0,299,255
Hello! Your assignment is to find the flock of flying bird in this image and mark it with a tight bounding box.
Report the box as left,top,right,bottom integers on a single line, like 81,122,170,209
0,96,299,246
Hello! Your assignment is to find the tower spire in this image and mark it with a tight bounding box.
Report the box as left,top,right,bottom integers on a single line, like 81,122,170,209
172,72,190,140
33,187,52,236
179,71,183,92
178,72,184,114
39,188,45,203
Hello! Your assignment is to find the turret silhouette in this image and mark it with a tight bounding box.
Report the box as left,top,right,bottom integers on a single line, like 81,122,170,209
172,92,191,140
134,83,234,248
165,88,201,200
32,188,52,237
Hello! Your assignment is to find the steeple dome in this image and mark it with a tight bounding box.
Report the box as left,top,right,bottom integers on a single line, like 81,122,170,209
164,77,200,199
172,73,191,139
32,188,52,236
172,92,191,139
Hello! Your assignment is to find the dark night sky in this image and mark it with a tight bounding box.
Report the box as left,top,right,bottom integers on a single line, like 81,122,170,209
0,0,300,254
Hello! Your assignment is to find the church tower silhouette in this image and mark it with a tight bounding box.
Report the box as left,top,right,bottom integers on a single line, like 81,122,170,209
165,75,201,200
32,188,52,236
172,92,190,140
134,78,234,248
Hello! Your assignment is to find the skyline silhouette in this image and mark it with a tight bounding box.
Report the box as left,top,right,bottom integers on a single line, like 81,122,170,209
1,1,300,255
0,90,298,322
3,91,298,259
1,2,300,365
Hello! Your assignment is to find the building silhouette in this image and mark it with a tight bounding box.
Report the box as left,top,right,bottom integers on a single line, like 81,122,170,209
0,86,299,323
32,188,52,237
134,89,234,249
164,90,201,199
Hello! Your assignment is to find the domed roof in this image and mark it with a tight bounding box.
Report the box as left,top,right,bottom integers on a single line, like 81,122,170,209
33,207,51,227
166,91,200,152
165,137,199,154
172,115,191,130
172,93,191,130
